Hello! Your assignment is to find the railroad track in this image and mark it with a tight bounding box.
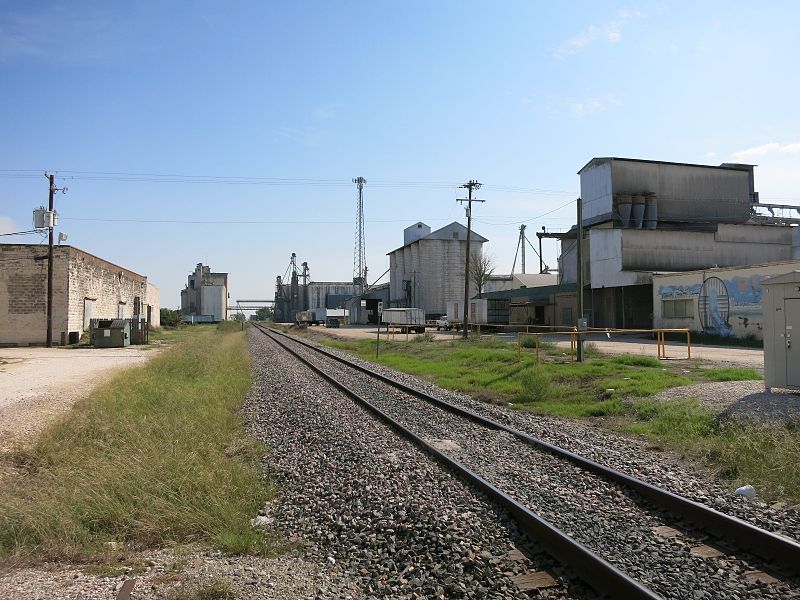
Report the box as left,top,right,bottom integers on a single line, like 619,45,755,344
253,323,800,599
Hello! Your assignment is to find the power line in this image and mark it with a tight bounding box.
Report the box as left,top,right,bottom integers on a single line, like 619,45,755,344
0,229,40,237
0,169,574,196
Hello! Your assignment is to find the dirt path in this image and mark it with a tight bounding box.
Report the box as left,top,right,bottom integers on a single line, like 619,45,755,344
0,346,155,453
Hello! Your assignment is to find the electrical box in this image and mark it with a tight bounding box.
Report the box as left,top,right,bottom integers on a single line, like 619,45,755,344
762,270,800,391
33,207,57,229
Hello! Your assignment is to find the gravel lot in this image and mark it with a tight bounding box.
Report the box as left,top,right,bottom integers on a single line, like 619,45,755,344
0,546,331,599
0,346,154,454
647,380,800,424
273,330,800,599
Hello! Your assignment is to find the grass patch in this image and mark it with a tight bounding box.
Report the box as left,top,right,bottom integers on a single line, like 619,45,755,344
317,333,798,500
621,399,800,501
0,325,275,563
701,367,763,381
612,354,662,368
167,578,233,600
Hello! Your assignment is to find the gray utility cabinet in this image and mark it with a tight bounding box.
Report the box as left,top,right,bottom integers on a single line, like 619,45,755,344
762,271,800,391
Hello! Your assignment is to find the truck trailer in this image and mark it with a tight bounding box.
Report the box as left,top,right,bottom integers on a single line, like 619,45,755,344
381,307,426,333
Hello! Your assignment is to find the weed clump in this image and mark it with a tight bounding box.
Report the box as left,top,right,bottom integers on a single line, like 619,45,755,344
514,366,555,404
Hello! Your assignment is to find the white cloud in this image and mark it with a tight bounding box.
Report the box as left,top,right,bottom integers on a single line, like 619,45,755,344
568,93,623,116
0,216,19,235
727,142,800,204
552,9,642,59
779,143,800,154
731,142,799,162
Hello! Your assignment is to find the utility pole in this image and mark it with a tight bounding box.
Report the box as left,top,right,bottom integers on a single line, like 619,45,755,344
44,174,68,347
520,224,526,274
576,197,585,362
457,180,484,339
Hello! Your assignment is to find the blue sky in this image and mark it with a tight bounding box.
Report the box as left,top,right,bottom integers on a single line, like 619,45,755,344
1,1,799,307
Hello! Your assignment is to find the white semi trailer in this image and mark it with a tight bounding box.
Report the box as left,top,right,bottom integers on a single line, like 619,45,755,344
381,308,426,333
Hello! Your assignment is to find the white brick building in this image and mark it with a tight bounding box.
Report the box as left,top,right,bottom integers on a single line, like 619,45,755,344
388,222,488,317
0,244,160,346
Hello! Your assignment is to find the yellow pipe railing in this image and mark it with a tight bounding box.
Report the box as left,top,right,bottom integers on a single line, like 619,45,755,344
515,328,692,363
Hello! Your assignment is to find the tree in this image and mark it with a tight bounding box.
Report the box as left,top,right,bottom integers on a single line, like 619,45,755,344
469,251,495,298
160,308,182,327
254,306,273,321
231,312,246,322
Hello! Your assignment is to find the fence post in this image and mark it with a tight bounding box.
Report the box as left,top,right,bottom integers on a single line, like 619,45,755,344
516,332,521,363
687,330,691,360
535,334,540,363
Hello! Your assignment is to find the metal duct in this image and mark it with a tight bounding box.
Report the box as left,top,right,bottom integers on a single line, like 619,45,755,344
644,193,658,230
631,194,645,229
616,193,632,227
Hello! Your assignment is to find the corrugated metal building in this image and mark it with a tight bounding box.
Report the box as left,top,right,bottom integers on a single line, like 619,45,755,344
559,157,794,328
388,221,488,317
480,283,577,327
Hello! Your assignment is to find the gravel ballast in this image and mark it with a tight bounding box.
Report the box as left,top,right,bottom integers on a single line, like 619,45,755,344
268,328,800,599
246,327,587,599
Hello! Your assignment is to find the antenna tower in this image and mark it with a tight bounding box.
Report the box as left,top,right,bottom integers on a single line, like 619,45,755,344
352,176,367,294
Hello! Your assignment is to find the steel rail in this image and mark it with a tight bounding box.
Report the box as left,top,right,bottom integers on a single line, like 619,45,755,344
255,324,661,599
263,325,800,576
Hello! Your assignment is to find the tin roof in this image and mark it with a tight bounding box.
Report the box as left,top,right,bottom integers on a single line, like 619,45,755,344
478,282,576,303
578,157,755,175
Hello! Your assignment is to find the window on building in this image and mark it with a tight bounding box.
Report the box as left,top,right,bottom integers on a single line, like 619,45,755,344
662,298,694,319
562,307,573,324
452,232,459,239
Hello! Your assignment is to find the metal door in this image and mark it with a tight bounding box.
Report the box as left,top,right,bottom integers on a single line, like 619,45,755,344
786,299,800,387
83,299,93,330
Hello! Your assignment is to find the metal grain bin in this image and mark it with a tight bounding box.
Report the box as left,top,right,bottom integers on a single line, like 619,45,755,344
92,319,131,348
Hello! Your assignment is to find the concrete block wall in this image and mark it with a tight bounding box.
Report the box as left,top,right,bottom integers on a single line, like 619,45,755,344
0,244,157,345
0,245,69,346
146,282,161,327
66,247,148,334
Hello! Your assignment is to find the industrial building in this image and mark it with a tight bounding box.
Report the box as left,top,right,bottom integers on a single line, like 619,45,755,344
388,221,488,318
559,157,796,328
0,243,160,346
483,272,558,294
180,263,228,322
273,253,364,323
479,283,577,327
652,259,800,340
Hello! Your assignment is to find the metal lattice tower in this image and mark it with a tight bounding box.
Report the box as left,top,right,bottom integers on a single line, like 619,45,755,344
352,176,367,294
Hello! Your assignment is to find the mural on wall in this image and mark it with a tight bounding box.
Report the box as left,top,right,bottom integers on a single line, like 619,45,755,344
658,274,765,338
699,277,731,336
